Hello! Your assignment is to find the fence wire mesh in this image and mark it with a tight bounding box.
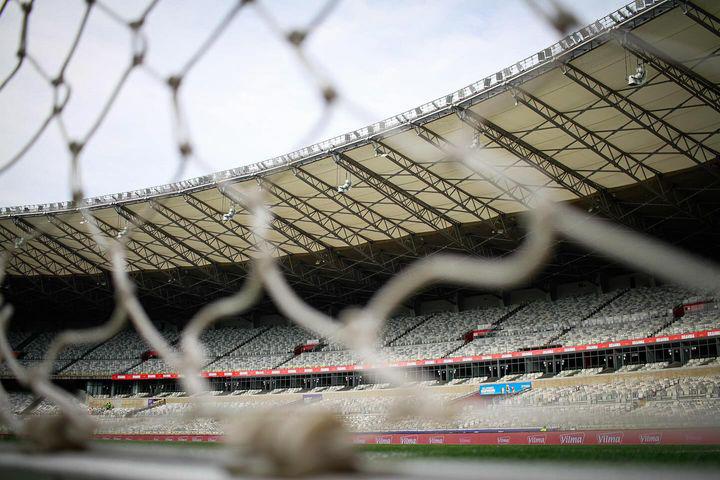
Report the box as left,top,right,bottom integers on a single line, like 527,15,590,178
0,0,719,477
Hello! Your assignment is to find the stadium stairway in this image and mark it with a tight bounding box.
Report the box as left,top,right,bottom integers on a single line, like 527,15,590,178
12,331,43,357
487,303,527,329
441,341,468,359
649,311,684,338
20,396,44,415
545,288,630,345
54,336,114,375
269,353,298,369
387,313,438,347
121,358,150,375
201,326,271,370
441,304,529,359
384,314,434,346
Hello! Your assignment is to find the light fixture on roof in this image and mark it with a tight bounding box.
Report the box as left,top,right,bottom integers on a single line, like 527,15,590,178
222,206,236,222
337,178,352,194
116,227,128,239
627,61,646,87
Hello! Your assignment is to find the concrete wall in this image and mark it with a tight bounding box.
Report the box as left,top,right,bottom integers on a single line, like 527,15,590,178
255,314,288,327
508,288,548,305
418,299,456,314
556,281,599,299
462,294,503,310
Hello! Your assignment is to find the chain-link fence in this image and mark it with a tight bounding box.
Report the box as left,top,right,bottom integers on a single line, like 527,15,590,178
0,0,719,477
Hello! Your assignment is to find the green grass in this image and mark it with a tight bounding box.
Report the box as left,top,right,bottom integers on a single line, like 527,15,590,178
5,436,719,466
360,445,720,466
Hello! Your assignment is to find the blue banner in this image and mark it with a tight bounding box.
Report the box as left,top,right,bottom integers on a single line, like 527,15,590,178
479,381,532,395
302,393,323,403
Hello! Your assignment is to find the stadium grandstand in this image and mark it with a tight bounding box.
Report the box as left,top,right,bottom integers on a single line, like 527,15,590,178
1,0,720,478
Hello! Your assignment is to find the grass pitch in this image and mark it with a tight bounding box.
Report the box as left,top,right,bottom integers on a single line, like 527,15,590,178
360,445,720,466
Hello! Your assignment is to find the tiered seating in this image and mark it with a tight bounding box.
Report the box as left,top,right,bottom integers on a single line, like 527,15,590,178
285,350,354,368
198,326,265,357
603,285,695,317
4,285,717,378
454,332,557,357
203,325,313,371
206,353,292,371
556,312,668,346
291,315,431,367
378,341,462,362
396,307,510,345
555,286,693,346
7,392,34,413
454,293,614,356
63,328,178,376
501,293,614,333
127,326,265,374
658,308,720,335
8,331,31,350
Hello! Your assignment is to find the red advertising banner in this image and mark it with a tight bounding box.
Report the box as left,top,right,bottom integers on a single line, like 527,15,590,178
92,428,720,445
351,428,720,445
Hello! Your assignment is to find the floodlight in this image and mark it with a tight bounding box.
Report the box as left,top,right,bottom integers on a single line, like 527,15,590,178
222,206,236,222
337,178,352,194
627,63,646,87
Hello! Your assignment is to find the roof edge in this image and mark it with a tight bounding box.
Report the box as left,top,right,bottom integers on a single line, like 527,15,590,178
0,0,676,218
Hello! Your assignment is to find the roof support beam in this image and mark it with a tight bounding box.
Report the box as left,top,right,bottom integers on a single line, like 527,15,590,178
449,111,600,200
114,205,236,293
682,2,720,40
215,187,370,291
45,215,112,270
558,62,720,174
331,151,493,256
442,110,649,231
509,87,717,228
0,223,106,308
372,140,513,245
255,176,385,270
87,214,179,272
413,121,538,208
181,193,321,287
617,30,720,114
0,223,72,277
147,199,249,266
45,214,184,305
115,206,210,271
290,165,419,256
12,217,103,277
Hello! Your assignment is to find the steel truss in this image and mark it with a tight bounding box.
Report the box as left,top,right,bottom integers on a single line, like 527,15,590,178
509,86,718,229
617,30,720,114
180,193,336,293
331,151,500,258
290,165,419,257
682,1,720,38
558,61,720,167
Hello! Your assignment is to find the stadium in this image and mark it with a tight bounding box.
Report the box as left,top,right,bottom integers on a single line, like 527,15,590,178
1,0,720,478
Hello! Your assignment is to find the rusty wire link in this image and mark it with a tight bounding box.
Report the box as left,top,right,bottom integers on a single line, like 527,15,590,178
0,1,719,474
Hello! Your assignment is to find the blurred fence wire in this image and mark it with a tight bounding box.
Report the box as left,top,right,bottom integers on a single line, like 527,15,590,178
0,0,719,476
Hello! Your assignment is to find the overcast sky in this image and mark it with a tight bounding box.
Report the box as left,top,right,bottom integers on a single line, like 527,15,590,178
0,0,629,207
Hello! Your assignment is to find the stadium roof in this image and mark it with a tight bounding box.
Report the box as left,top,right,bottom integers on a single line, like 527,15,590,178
2,0,720,321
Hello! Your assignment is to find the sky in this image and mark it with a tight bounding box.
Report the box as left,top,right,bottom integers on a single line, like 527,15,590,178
0,0,630,207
